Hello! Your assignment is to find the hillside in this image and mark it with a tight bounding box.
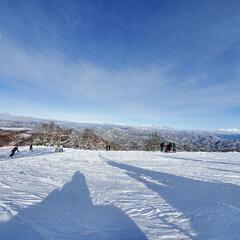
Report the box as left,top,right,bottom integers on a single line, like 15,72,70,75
0,113,240,151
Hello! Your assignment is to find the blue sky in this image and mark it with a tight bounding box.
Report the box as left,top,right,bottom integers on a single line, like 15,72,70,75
0,0,239,129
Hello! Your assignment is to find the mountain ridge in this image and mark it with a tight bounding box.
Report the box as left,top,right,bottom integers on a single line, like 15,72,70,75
0,113,240,152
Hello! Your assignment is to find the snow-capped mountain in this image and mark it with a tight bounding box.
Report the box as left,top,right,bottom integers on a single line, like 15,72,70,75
0,113,240,151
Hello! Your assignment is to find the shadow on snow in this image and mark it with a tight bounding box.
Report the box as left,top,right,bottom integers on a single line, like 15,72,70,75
106,158,240,240
0,171,148,240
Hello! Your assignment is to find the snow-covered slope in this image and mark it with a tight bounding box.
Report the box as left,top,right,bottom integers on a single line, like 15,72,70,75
0,147,240,239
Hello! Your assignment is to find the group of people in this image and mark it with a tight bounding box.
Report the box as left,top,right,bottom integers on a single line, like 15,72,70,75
9,144,33,158
106,144,111,151
55,144,64,152
160,142,176,153
9,143,65,158
8,141,175,157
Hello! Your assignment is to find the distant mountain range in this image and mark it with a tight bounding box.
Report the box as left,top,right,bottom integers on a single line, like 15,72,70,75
0,113,240,152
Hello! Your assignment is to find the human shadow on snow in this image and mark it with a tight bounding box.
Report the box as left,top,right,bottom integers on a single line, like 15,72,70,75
0,171,148,240
107,159,240,240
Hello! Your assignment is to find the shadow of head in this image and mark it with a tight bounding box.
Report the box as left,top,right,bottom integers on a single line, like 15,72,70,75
0,171,148,240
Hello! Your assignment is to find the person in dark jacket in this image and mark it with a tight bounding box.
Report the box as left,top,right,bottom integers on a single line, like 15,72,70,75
160,142,165,152
165,142,172,153
172,142,176,152
9,145,19,158
169,142,173,152
29,144,33,151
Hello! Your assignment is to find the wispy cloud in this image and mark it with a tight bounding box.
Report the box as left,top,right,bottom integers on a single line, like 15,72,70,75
0,38,170,101
0,37,240,127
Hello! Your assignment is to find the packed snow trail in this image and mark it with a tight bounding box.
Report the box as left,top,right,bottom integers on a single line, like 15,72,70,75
0,147,240,239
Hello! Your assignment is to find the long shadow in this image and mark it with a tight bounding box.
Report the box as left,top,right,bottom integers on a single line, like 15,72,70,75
0,171,148,240
107,159,240,240
158,154,240,167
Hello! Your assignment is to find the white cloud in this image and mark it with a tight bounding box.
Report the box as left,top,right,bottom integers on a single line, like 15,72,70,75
218,128,240,133
0,39,170,102
0,37,240,123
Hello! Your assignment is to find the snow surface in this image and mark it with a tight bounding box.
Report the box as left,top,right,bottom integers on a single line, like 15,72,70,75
0,127,31,131
0,147,240,239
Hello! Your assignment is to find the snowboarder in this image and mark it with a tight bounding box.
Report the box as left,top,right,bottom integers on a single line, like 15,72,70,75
9,145,19,158
29,144,33,151
160,142,165,152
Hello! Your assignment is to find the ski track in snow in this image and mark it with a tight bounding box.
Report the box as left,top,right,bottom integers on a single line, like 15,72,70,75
0,146,240,239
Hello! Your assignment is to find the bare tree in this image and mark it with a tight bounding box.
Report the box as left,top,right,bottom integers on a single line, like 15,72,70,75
144,132,161,151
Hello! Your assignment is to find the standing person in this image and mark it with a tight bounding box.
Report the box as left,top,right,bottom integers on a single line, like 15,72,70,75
165,143,172,153
9,145,19,158
172,142,176,152
160,142,165,152
55,144,59,152
106,145,109,151
59,144,64,152
29,143,33,151
165,143,170,152
108,144,111,151
169,142,173,152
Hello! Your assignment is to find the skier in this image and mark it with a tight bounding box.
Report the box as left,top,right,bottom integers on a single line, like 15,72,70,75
9,145,19,158
106,145,109,151
29,144,33,151
55,144,59,152
59,144,64,152
160,142,165,152
169,142,173,152
165,142,172,153
108,144,111,151
165,144,169,152
172,142,176,152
